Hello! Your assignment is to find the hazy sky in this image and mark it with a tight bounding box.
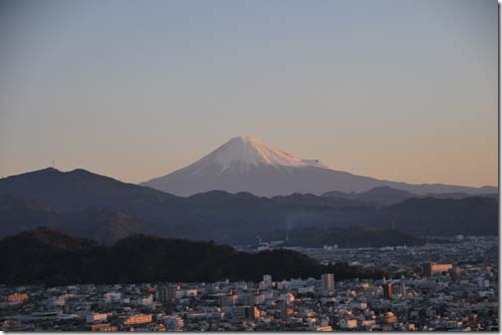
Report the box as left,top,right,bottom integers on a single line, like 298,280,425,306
0,0,498,187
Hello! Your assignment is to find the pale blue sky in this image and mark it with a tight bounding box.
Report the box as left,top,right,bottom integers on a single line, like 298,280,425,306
0,0,498,186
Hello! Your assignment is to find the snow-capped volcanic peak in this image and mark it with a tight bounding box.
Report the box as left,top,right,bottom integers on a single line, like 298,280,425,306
189,135,330,173
142,136,495,197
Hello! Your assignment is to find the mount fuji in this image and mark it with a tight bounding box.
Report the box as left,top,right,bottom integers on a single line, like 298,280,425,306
142,136,496,197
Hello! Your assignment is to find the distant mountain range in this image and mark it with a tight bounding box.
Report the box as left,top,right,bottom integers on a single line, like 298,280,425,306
142,136,497,197
0,228,384,286
322,186,498,207
0,167,497,245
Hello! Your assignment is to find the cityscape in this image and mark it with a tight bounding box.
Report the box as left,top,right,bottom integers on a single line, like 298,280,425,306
1,236,498,331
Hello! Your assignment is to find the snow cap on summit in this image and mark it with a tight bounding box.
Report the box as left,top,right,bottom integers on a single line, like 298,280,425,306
188,135,329,172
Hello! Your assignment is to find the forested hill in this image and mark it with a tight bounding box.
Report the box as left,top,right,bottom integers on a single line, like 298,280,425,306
0,228,384,286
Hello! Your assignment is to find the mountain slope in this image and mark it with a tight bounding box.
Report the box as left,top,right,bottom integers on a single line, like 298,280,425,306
0,167,178,212
323,187,499,207
142,136,497,197
0,195,62,236
382,196,499,235
0,195,148,243
323,186,416,206
54,208,148,244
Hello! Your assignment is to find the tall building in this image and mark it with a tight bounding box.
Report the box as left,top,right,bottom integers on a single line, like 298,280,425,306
158,284,179,303
422,263,432,277
450,266,462,282
321,273,335,295
382,282,393,299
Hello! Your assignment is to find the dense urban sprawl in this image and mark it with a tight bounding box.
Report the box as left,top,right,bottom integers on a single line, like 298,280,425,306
0,236,497,331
